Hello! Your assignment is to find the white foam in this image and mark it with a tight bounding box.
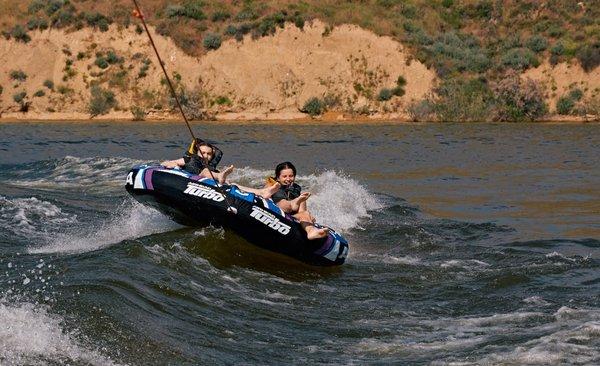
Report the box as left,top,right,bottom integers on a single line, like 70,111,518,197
0,196,77,238
439,259,491,269
228,167,382,232
0,299,124,365
12,156,144,192
29,200,178,255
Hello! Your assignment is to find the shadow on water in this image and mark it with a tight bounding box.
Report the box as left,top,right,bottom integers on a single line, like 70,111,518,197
142,226,345,281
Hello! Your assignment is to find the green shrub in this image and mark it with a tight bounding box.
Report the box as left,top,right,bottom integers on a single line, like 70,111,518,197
526,35,548,52
377,88,394,101
203,33,222,50
569,88,583,101
85,12,111,32
57,85,73,95
131,106,146,121
491,71,547,122
13,91,27,104
376,0,401,8
33,89,45,97
550,42,565,55
27,18,46,30
10,70,28,82
302,97,326,116
0,85,3,95
166,2,206,21
215,96,231,105
46,0,65,16
89,85,117,116
183,0,206,21
392,86,405,97
10,25,31,43
235,8,259,21
95,56,109,69
106,51,123,64
211,10,230,22
294,15,305,29
427,32,490,74
501,48,540,70
397,76,407,87
432,78,495,121
556,95,575,115
28,0,45,14
43,79,55,90
576,43,600,72
224,25,237,36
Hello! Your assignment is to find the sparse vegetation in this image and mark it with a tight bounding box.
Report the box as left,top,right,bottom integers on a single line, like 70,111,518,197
33,89,46,97
302,97,326,116
556,88,584,115
203,33,221,50
89,85,117,116
43,80,55,91
131,106,146,121
10,70,28,82
491,71,547,122
13,91,27,104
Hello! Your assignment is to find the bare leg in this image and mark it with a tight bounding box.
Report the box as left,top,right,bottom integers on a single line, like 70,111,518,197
234,182,281,199
294,211,327,240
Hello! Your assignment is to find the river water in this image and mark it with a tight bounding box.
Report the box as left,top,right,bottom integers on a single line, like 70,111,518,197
0,122,598,365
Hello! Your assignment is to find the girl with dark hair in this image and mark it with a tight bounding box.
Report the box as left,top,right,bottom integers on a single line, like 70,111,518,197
270,162,327,240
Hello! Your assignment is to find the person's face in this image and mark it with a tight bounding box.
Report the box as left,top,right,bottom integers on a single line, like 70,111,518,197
277,168,295,185
197,145,214,161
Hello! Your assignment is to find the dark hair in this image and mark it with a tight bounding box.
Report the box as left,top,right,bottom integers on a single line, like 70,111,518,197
275,161,296,178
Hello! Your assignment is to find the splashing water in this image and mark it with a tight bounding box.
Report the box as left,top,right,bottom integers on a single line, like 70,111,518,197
230,167,382,232
28,200,178,255
0,298,124,366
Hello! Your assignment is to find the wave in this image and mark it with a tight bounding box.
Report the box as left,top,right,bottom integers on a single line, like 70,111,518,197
0,196,78,238
230,167,382,232
7,156,145,193
28,199,178,255
0,298,124,366
354,307,600,364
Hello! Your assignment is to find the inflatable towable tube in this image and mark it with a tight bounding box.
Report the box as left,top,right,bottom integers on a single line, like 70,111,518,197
125,165,349,266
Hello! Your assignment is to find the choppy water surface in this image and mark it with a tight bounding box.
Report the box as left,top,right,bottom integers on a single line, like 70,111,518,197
1,122,599,365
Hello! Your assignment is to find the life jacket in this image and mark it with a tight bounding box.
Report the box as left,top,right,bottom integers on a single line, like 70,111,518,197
183,138,222,174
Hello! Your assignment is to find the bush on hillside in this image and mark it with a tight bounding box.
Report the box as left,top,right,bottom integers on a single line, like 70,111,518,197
302,97,326,116
556,95,575,115
33,89,45,97
377,88,394,101
556,88,584,115
576,43,600,72
501,48,540,70
0,85,3,95
491,71,547,122
550,42,565,56
203,33,221,50
13,91,27,104
166,2,206,21
526,35,548,53
432,78,495,122
10,25,31,43
43,79,55,90
406,99,436,122
10,70,28,82
85,12,111,32
89,85,117,116
211,10,230,22
427,32,490,74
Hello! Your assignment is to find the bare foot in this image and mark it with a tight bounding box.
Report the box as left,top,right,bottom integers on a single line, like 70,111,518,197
291,192,310,212
219,165,234,184
306,226,328,240
261,182,280,199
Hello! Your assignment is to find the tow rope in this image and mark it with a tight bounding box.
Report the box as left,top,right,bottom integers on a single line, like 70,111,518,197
131,0,237,213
